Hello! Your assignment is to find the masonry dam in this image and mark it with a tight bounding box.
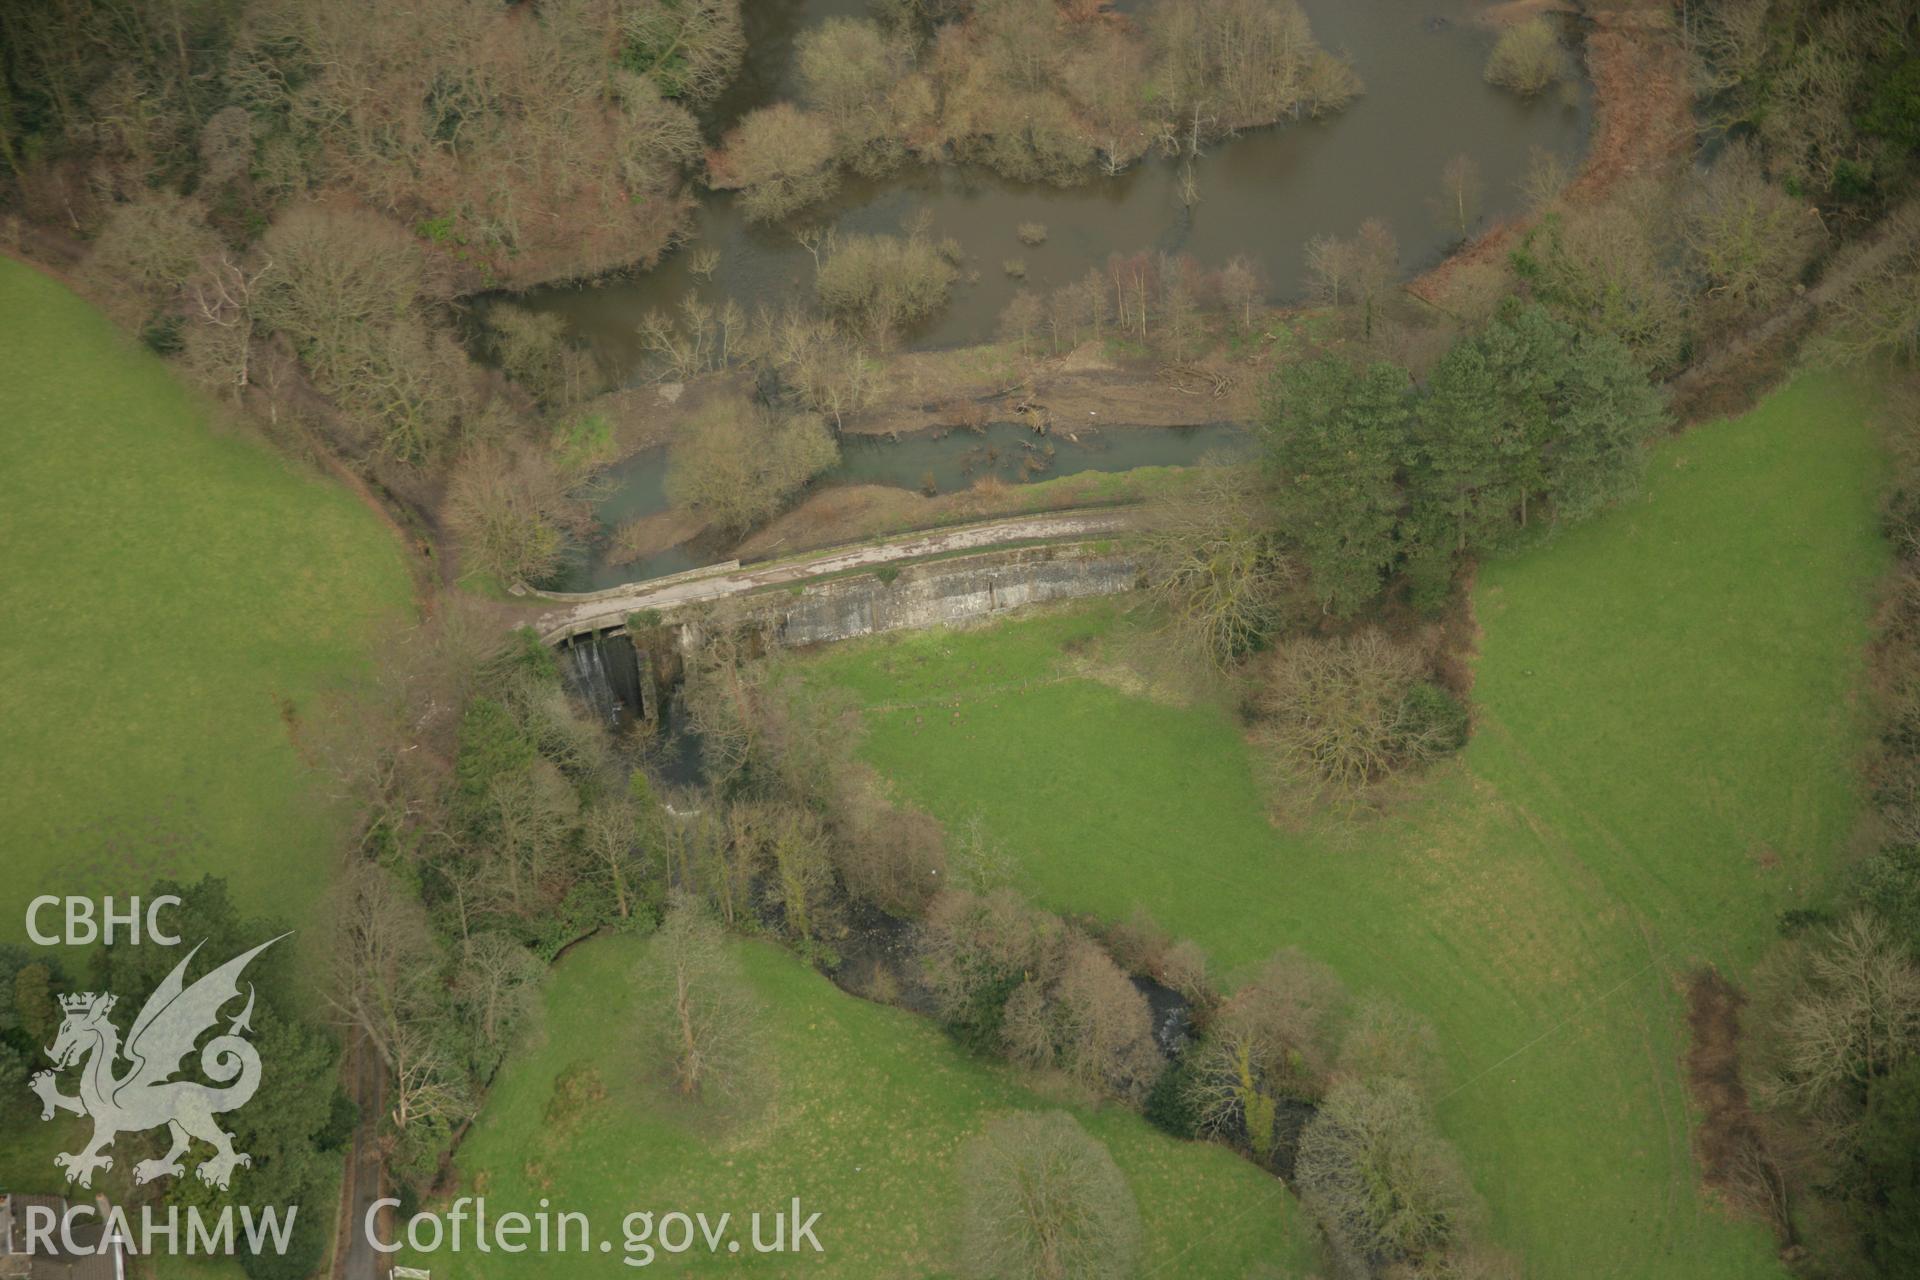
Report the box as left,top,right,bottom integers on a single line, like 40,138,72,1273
554,538,1140,733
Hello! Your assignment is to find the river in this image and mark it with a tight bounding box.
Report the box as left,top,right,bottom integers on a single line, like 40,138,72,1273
529,0,1591,590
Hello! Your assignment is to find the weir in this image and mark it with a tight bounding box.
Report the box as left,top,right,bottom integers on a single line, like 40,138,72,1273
557,630,652,732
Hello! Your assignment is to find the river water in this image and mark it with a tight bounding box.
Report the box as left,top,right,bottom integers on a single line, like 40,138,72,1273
532,0,1591,590
525,0,1589,370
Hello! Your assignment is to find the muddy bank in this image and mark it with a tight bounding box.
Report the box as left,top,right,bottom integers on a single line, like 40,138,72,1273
842,343,1256,437
1408,0,1692,310
575,338,1247,457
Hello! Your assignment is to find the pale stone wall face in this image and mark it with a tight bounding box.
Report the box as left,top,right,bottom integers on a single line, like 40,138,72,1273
754,546,1137,647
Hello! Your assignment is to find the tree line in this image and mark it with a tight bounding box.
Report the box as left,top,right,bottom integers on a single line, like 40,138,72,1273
1719,371,1920,1276
0,0,738,289
708,0,1360,223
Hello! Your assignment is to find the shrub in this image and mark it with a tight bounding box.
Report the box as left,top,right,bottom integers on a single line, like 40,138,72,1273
1184,951,1346,1159
1397,683,1470,755
1253,630,1449,800
814,231,957,341
1297,1077,1484,1268
1335,996,1443,1097
827,769,949,915
920,888,1059,1046
708,103,840,224
1159,938,1210,1003
1484,19,1571,97
1016,221,1048,246
1145,1059,1202,1138
665,398,839,534
1002,935,1163,1101
957,1112,1142,1280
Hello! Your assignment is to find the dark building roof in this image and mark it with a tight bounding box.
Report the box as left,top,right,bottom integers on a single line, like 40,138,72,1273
0,1194,127,1280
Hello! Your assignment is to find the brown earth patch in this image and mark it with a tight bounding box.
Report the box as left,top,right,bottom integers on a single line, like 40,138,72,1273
1408,1,1692,313
609,507,711,565
1683,968,1795,1244
846,347,1250,437
733,466,1190,561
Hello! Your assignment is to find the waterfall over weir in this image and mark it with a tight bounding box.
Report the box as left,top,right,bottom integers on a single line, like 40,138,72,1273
558,630,650,731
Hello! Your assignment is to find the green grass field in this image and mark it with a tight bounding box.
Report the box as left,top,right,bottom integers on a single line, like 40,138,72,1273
443,933,1315,1277
792,372,1889,1277
0,258,412,945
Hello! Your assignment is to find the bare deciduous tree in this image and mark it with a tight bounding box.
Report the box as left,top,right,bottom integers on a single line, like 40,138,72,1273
1253,630,1454,801
583,796,648,920
1306,218,1397,338
1216,254,1265,333
1682,140,1825,330
451,930,543,1052
1821,207,1920,367
637,895,763,1102
1138,463,1295,670
325,861,440,1067
444,443,588,588
1772,913,1920,1105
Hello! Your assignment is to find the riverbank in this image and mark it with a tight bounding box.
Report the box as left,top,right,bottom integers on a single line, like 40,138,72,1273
1408,0,1692,311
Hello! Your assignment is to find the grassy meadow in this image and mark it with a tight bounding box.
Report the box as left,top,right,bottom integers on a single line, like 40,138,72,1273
790,372,1889,1277
0,258,412,942
442,932,1315,1277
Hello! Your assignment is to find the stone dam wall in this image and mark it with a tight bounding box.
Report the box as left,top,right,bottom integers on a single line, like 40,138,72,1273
710,543,1138,648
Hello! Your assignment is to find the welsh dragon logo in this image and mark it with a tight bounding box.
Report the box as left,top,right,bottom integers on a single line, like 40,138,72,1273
28,936,284,1191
